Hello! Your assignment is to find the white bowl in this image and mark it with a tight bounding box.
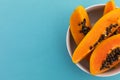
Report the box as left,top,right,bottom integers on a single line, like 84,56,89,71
66,4,120,77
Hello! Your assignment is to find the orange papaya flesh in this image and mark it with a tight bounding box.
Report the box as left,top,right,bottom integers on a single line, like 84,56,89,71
71,1,117,62
90,34,120,75
103,0,120,36
86,0,116,61
72,9,120,64
104,0,116,15
70,6,91,45
107,0,120,35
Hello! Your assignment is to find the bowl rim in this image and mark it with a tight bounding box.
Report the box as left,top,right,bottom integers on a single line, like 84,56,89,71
66,4,120,77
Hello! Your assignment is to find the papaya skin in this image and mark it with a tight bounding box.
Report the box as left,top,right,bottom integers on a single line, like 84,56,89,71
70,6,91,45
72,9,120,64
90,34,120,75
103,0,116,15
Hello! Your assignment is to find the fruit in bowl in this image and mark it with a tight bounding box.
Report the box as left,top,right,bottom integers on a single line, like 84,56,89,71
66,0,120,77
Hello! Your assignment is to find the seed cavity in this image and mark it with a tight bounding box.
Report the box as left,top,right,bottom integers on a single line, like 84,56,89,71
106,27,112,35
113,24,118,28
106,24,118,36
100,47,120,70
89,23,119,50
111,30,118,36
89,46,93,50
80,19,90,35
94,42,98,47
98,34,105,42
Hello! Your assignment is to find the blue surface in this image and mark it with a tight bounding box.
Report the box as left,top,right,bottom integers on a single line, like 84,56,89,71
0,0,120,80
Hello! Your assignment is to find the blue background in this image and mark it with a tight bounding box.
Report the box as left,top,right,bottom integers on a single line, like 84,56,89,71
0,0,120,80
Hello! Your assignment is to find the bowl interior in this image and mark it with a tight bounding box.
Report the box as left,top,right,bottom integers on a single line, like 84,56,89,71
67,4,120,77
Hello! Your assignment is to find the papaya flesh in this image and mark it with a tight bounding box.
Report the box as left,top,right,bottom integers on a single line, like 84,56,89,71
85,0,116,61
103,0,120,35
90,34,120,75
104,0,120,36
70,6,91,45
71,0,116,61
103,0,116,15
72,9,120,64
86,0,116,61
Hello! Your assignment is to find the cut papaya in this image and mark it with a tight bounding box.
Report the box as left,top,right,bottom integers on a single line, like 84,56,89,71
72,9,120,64
90,34,120,75
85,0,116,61
103,0,120,35
70,6,91,45
103,0,116,15
103,0,120,36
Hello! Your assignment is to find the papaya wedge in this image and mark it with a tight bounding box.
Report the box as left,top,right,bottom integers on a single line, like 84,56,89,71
72,9,120,63
104,0,116,15
86,0,116,61
103,0,120,36
70,6,91,45
90,34,120,75
84,0,116,61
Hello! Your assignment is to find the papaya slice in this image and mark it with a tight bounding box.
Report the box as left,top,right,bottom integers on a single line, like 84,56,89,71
90,34,120,75
85,0,116,61
103,0,120,40
72,9,120,64
103,0,116,15
103,0,120,35
70,6,91,45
